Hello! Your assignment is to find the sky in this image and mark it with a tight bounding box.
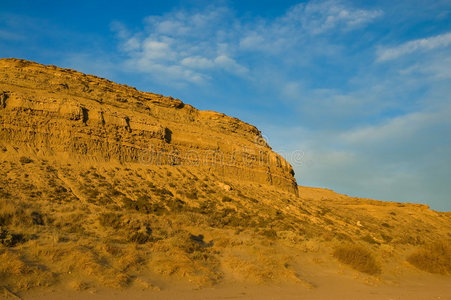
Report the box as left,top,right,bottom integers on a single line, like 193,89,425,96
1,0,450,211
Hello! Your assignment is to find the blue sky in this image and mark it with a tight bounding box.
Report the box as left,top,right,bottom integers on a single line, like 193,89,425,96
1,0,450,211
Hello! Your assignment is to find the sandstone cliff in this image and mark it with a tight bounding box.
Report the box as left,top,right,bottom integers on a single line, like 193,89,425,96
0,58,296,193
0,59,450,297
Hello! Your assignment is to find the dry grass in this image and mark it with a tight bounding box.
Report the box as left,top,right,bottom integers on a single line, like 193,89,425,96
148,230,222,286
0,249,56,292
407,241,451,275
149,248,221,286
0,154,450,294
221,241,300,284
333,244,381,275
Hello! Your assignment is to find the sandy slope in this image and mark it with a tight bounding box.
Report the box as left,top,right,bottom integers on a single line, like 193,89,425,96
1,59,450,299
21,273,451,300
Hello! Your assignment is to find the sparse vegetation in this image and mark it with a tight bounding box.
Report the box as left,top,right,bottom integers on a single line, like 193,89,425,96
333,244,381,275
222,196,233,202
98,213,122,229
0,131,449,294
407,241,451,275
19,156,33,164
0,227,25,247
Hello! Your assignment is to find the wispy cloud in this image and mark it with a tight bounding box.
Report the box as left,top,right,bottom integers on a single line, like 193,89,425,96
113,1,382,85
283,0,383,35
377,32,451,62
272,96,451,211
112,7,248,85
239,0,382,53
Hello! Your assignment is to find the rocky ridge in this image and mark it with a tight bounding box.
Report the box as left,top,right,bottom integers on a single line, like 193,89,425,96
0,58,296,192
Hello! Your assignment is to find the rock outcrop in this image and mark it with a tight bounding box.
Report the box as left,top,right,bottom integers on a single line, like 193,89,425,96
0,58,297,192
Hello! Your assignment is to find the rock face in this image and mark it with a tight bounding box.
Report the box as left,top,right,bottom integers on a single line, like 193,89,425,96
0,58,297,192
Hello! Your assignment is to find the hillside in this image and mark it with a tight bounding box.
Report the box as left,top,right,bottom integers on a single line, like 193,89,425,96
0,58,450,299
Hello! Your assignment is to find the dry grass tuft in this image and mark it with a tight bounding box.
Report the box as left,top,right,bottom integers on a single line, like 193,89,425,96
148,231,222,286
407,241,451,275
0,249,56,292
221,245,300,284
149,248,221,287
333,244,381,275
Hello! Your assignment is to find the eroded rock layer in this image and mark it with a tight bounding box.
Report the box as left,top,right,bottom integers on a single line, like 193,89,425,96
0,58,297,192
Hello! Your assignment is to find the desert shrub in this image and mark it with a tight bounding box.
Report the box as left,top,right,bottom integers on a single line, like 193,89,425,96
323,217,334,225
146,181,156,189
168,231,204,254
98,213,122,229
109,189,124,197
84,188,100,200
0,250,55,292
222,248,300,284
149,230,221,286
149,249,221,287
190,234,213,247
333,244,381,275
407,241,451,275
185,191,198,200
122,196,166,215
0,213,13,226
153,187,174,199
381,234,393,243
52,213,86,234
19,156,33,164
0,200,14,226
31,211,44,225
335,232,352,241
228,212,252,228
116,246,144,272
396,234,423,245
167,198,186,212
0,227,25,247
247,197,259,203
198,200,217,214
261,229,278,240
208,208,249,228
221,196,233,203
128,232,151,244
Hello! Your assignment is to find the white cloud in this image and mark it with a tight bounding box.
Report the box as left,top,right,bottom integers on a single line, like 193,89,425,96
214,55,248,74
377,32,451,62
237,1,382,54
113,1,382,85
239,33,265,50
104,1,451,211
142,39,174,60
399,53,451,79
282,98,451,211
180,56,215,69
284,0,383,35
113,6,249,85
